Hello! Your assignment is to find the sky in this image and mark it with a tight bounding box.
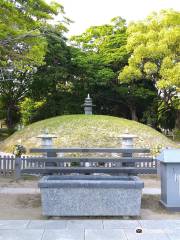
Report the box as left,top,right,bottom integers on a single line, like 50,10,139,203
47,0,180,36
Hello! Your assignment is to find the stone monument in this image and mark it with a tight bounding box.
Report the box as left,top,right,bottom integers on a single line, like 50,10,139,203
83,94,93,115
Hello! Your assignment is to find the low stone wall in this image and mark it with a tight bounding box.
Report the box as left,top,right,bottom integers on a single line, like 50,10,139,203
38,175,144,216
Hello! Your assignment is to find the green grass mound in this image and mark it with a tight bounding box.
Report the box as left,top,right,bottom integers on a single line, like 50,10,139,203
0,115,177,154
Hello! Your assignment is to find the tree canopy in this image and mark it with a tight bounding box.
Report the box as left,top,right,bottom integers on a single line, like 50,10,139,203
119,9,180,104
0,0,69,127
0,0,66,68
119,9,180,129
0,4,179,131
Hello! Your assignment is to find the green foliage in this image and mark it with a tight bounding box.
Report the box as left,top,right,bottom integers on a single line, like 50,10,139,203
31,25,72,98
29,17,131,122
0,6,178,131
142,102,159,129
119,66,142,82
119,9,180,129
0,0,70,128
0,128,15,141
70,17,159,122
19,98,46,126
144,62,158,76
0,0,65,68
174,129,180,141
13,144,26,157
158,101,176,130
119,10,180,103
71,17,128,72
29,25,77,118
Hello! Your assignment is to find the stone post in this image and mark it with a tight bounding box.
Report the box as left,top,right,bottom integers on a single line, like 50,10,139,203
119,129,137,157
37,129,57,166
119,130,137,167
15,157,22,180
37,129,57,148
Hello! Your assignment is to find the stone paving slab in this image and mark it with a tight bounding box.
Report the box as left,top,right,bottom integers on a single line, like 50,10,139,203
85,229,127,240
0,220,30,229
2,220,180,239
27,220,67,229
164,229,180,240
139,220,180,230
103,220,140,229
42,229,84,240
66,220,103,229
0,230,44,240
124,229,170,240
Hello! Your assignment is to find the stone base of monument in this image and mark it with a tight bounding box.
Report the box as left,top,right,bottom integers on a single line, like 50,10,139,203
38,175,144,216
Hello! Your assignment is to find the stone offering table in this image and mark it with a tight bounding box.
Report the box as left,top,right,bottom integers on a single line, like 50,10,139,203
38,175,144,216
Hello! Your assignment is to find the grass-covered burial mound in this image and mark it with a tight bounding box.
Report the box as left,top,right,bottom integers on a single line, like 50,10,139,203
0,115,177,154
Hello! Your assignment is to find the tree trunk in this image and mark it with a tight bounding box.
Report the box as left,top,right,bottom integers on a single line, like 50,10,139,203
6,105,14,129
129,105,138,121
175,109,180,129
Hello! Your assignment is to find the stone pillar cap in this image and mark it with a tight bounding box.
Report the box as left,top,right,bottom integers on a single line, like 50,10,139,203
119,129,138,139
36,129,57,139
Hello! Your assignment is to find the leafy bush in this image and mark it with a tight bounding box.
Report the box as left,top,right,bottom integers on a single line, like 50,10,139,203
13,144,26,157
19,98,46,126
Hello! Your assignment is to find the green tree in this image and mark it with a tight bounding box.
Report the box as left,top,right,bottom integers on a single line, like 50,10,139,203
32,18,129,118
119,10,180,127
0,0,65,68
71,17,157,121
30,25,75,118
0,0,69,127
70,18,129,112
71,17,128,74
116,82,156,121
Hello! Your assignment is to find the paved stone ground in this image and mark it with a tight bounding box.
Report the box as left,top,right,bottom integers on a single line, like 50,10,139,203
0,220,180,239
